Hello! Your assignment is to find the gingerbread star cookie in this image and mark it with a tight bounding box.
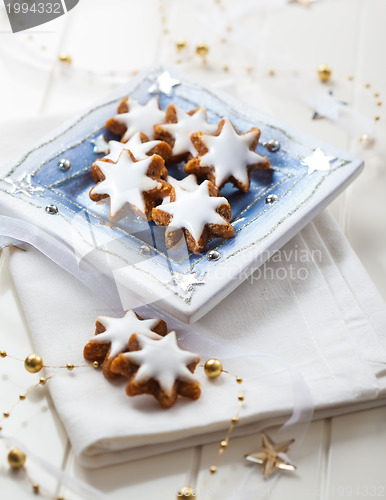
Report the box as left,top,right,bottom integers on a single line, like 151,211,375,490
186,118,270,192
106,97,165,142
90,149,171,220
102,133,171,164
154,105,217,163
111,331,201,408
152,179,234,254
83,310,167,380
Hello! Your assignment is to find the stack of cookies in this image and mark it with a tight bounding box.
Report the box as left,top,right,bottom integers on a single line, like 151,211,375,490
89,97,270,254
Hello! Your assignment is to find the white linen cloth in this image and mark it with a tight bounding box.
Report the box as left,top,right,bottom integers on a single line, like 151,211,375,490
1,116,386,468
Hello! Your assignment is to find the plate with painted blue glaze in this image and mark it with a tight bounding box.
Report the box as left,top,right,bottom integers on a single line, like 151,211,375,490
0,66,364,323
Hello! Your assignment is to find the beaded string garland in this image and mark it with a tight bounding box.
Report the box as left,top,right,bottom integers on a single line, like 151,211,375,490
1,349,284,499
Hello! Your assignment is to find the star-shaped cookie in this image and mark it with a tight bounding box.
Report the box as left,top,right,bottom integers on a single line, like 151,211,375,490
102,133,171,164
111,331,201,408
152,180,234,253
154,105,217,163
186,118,270,192
106,97,165,142
83,310,167,380
90,149,171,220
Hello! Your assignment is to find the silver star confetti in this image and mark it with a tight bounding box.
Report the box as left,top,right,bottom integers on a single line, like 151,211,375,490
0,236,26,251
149,71,181,97
302,148,336,175
166,271,205,293
245,433,296,480
3,172,44,197
91,134,110,155
312,90,348,121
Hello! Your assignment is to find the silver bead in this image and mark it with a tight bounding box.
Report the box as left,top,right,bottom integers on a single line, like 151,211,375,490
266,139,280,152
45,204,58,215
265,194,279,205
58,159,71,171
138,244,152,256
207,250,220,261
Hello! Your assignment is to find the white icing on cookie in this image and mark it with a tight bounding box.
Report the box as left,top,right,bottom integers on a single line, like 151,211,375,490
90,310,162,358
161,175,199,205
104,134,164,162
158,106,217,156
113,97,165,141
158,180,229,242
198,118,267,187
122,331,199,395
91,150,161,216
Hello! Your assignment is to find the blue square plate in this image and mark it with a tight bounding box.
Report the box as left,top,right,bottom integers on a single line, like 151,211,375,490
0,66,363,323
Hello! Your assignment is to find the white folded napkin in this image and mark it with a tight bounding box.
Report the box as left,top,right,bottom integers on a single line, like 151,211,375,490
1,116,386,468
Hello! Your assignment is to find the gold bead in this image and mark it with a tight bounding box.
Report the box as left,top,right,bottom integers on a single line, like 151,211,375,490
8,449,26,469
204,359,223,379
231,417,239,424
92,361,99,369
347,75,354,81
374,92,380,98
238,394,244,402
246,66,252,73
210,465,217,474
176,39,188,52
196,43,209,57
0,351,6,358
317,64,332,83
32,484,40,494
0,425,2,431
57,497,64,500
58,53,72,65
220,440,228,448
223,64,229,72
375,115,380,121
236,376,243,384
25,354,43,373
377,101,382,106
177,486,195,499
66,363,74,371
39,377,47,385
19,394,26,401
360,134,375,149
365,83,371,88
268,69,276,77
3,412,10,418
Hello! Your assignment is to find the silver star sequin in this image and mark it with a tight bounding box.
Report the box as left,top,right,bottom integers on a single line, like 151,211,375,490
91,134,110,155
245,433,296,480
312,90,348,121
149,71,181,97
301,148,336,175
166,271,205,293
3,172,44,197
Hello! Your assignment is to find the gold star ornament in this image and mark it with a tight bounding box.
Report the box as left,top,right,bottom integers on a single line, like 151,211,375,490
245,433,296,480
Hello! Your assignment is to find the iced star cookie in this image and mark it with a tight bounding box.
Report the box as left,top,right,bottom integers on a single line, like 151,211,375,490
186,118,270,192
83,310,167,380
101,133,172,165
90,149,171,220
154,105,217,163
106,97,165,142
152,180,234,254
111,331,201,408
